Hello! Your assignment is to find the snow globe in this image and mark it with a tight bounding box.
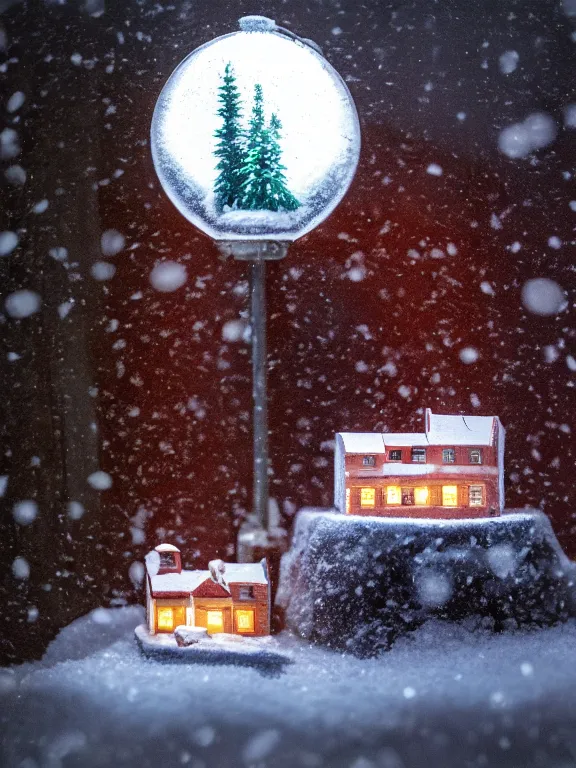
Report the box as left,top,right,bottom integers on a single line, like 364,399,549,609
150,15,361,249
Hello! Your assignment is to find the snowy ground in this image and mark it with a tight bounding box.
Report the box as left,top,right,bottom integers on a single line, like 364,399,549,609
2,607,576,768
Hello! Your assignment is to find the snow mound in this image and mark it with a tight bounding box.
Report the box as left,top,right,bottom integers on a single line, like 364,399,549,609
277,508,576,657
135,625,290,669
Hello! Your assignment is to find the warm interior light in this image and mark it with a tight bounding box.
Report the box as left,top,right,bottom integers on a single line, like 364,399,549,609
235,609,255,632
345,487,351,513
442,485,458,506
414,487,429,505
207,610,224,633
386,486,401,505
360,487,375,507
157,607,174,631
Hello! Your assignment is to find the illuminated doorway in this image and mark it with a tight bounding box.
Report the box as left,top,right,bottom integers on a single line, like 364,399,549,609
206,610,224,633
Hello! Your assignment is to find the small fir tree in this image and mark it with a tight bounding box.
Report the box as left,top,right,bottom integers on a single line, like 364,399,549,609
213,62,245,210
265,113,300,211
237,88,300,211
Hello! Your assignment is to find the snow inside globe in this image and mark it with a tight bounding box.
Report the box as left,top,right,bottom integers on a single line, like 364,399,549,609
151,17,361,242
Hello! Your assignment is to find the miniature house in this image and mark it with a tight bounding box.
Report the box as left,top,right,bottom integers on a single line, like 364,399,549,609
145,544,270,636
334,408,505,519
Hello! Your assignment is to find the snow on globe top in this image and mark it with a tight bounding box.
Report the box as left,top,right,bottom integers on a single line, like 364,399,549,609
151,16,361,243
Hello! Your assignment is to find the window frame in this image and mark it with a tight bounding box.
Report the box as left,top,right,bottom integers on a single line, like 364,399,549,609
469,485,484,506
411,447,426,463
442,448,456,464
388,449,403,462
238,586,255,601
469,449,482,465
362,455,376,467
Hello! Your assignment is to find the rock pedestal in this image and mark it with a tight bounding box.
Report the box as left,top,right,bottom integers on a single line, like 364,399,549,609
276,508,576,657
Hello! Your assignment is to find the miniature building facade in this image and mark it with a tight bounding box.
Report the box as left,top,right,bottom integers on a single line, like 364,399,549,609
334,409,505,519
145,544,270,635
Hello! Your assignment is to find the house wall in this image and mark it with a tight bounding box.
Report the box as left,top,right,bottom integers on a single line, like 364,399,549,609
345,475,500,519
340,439,502,519
192,594,270,636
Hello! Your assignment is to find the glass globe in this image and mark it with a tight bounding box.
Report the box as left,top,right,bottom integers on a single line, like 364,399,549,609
151,21,361,242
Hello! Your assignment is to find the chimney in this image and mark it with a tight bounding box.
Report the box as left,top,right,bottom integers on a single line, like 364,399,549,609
154,544,182,575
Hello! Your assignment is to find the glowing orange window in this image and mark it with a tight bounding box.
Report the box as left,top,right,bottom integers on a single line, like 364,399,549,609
235,609,255,633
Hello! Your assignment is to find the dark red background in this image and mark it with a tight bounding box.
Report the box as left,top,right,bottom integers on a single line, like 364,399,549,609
1,0,574,663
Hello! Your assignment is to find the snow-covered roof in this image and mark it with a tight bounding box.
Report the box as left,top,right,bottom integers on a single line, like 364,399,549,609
337,411,499,452
223,562,268,585
149,561,268,596
150,570,209,595
426,411,496,446
155,543,180,552
338,433,385,453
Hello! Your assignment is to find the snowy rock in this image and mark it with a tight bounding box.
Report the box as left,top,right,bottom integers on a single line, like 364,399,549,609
277,509,576,657
174,625,209,646
149,261,187,292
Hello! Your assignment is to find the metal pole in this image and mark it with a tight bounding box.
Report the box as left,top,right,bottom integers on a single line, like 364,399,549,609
250,258,269,531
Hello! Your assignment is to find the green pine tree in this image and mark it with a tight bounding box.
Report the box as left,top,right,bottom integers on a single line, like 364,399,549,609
213,62,245,210
265,114,300,211
237,87,300,212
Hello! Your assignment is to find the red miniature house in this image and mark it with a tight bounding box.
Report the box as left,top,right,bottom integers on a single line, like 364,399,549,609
145,545,270,636
334,408,505,519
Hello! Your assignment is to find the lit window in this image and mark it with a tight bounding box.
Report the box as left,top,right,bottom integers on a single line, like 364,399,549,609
401,488,414,505
442,448,455,464
156,607,174,631
442,485,458,506
469,485,484,506
411,447,426,463
206,610,224,633
345,487,351,513
414,487,429,505
469,449,482,464
360,488,375,507
235,609,255,633
386,486,401,505
362,455,376,466
238,586,254,600
388,450,402,461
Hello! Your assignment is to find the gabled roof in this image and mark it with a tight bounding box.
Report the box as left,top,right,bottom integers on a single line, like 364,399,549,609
337,410,501,452
147,559,269,598
426,411,497,446
150,571,210,597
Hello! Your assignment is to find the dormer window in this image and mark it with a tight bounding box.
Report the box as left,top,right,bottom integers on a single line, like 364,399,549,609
388,450,402,461
159,551,177,569
442,448,456,464
469,449,482,464
238,586,254,600
362,455,376,466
